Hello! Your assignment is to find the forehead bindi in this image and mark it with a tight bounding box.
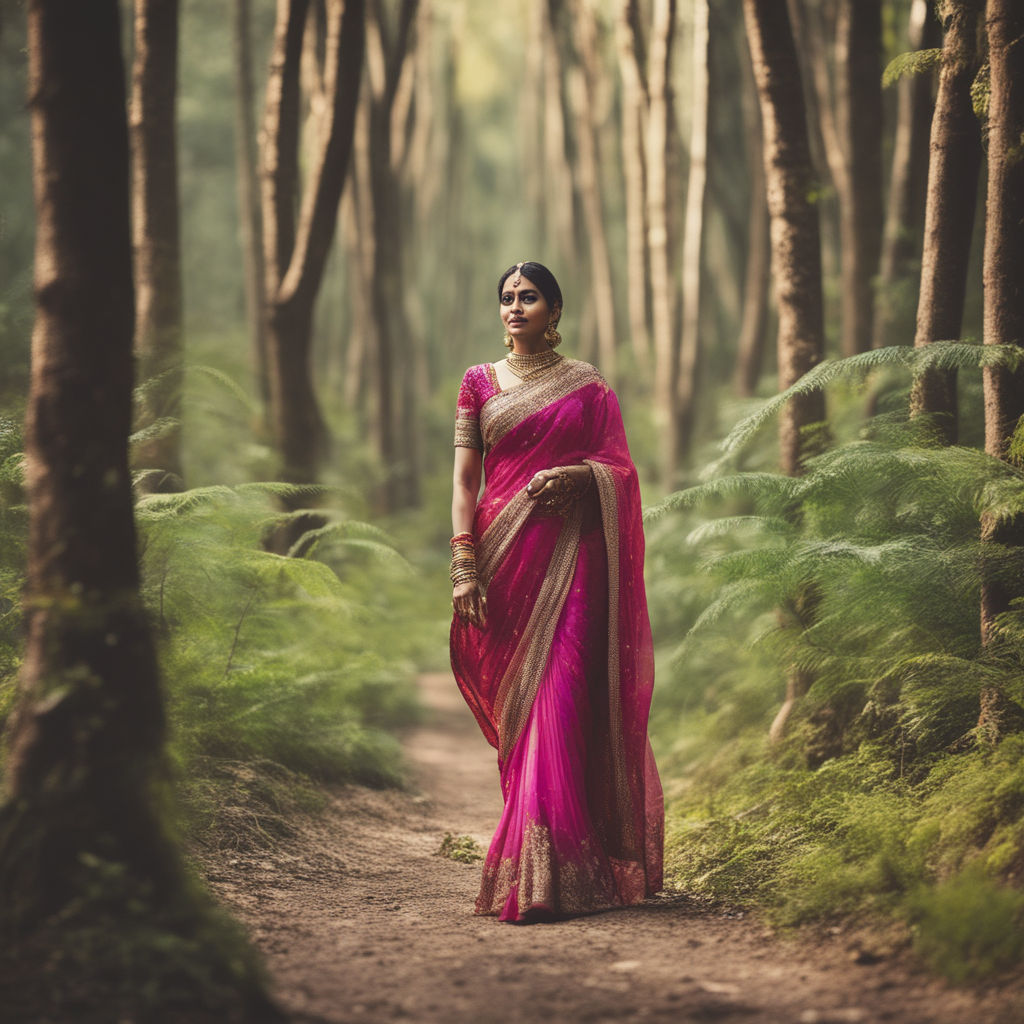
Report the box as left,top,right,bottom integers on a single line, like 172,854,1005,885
502,275,541,299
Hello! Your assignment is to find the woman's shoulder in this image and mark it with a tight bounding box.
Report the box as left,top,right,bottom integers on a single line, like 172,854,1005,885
456,363,499,409
562,358,610,390
460,362,496,384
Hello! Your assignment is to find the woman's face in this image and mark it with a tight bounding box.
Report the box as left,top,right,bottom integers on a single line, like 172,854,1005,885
500,273,555,345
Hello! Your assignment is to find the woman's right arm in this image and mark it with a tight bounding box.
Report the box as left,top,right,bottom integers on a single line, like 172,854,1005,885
452,446,482,537
451,446,487,627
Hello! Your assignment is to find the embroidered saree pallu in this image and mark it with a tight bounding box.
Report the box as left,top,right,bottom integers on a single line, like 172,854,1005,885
450,358,663,922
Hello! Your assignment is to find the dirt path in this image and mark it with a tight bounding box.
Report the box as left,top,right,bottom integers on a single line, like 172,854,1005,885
206,674,1023,1023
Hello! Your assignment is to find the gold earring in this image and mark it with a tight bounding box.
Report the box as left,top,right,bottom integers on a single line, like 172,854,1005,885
544,321,561,348
503,331,513,348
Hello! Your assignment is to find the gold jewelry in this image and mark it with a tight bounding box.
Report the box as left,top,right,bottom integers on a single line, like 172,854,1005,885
503,331,513,349
512,261,525,286
506,348,564,381
544,319,561,348
533,467,591,515
450,534,478,586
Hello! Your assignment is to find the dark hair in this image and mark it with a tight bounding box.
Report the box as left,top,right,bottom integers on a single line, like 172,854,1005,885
497,262,563,318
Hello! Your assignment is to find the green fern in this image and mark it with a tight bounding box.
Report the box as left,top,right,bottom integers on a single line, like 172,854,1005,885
882,47,943,88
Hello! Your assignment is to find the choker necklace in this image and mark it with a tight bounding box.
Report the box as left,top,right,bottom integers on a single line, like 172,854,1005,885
506,348,564,382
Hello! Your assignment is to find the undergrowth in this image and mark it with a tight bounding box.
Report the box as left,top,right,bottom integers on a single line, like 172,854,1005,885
647,345,1024,982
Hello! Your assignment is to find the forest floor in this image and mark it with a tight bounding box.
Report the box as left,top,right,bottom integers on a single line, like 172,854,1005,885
201,673,1024,1024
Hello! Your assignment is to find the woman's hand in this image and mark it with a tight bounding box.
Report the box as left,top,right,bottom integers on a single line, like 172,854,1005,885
526,465,592,508
453,579,488,628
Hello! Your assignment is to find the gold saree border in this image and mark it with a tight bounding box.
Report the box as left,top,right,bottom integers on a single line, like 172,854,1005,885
491,504,583,760
475,818,621,917
588,460,638,854
476,489,534,585
479,359,603,453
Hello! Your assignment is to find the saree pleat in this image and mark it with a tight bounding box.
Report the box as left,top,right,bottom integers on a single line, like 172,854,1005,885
450,359,663,921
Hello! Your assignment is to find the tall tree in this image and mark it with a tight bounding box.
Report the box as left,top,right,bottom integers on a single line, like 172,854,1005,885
834,0,883,358
233,0,270,414
617,0,652,381
734,18,770,398
744,0,826,743
980,0,1024,655
0,4,273,1016
675,0,711,466
261,0,365,485
648,0,678,486
130,0,184,491
359,0,420,510
909,0,984,443
560,0,618,384
874,0,941,350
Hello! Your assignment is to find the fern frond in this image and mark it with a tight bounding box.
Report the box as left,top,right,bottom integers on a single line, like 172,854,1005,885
288,519,400,560
129,416,180,447
685,516,793,546
188,364,259,413
882,47,942,88
645,474,803,523
235,481,331,501
135,485,236,519
720,344,1024,460
688,579,773,635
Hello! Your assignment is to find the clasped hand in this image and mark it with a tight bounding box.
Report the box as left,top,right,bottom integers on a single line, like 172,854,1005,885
525,464,592,511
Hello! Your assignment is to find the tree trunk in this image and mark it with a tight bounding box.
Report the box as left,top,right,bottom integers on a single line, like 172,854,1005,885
562,0,618,384
0,6,275,1016
788,0,841,355
542,0,587,344
233,0,270,416
744,0,825,477
980,0,1024,652
130,0,184,492
675,0,711,468
873,0,941,351
648,0,678,487
834,0,883,358
617,0,651,382
362,0,420,511
909,0,984,443
745,0,826,743
734,22,770,398
261,0,365,485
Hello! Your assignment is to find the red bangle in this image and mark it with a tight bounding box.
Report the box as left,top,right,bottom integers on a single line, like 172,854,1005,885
450,532,474,549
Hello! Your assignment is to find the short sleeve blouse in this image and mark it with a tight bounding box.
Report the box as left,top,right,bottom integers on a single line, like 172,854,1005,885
453,364,500,451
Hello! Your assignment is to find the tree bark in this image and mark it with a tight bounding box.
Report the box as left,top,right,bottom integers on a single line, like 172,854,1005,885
261,0,365,485
675,0,711,466
361,0,420,511
233,0,270,415
130,0,184,491
0,8,276,1016
874,0,941,351
617,0,651,381
744,0,825,478
648,0,678,487
980,0,1024,649
745,0,826,744
734,20,770,398
909,0,984,443
834,0,883,358
561,0,618,385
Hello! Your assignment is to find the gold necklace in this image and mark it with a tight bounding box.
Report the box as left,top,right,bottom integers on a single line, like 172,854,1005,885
506,349,564,382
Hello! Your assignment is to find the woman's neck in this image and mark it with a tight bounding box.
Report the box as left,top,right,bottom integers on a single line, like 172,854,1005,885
510,339,549,356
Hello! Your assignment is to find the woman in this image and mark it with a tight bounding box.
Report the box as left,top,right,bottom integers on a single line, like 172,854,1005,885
449,261,663,923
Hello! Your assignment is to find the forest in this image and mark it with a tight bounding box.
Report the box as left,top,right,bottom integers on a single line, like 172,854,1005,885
1,0,1024,1020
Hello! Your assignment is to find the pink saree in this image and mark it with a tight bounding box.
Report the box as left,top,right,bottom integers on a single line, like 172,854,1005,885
450,358,663,922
